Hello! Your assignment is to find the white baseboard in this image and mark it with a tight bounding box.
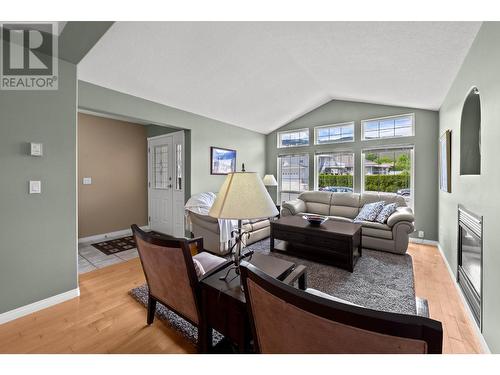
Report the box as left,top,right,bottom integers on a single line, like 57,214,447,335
0,288,80,325
78,225,149,245
409,237,439,246
436,243,491,354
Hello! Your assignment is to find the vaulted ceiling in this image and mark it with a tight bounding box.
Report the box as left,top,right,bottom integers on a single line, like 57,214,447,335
78,22,481,134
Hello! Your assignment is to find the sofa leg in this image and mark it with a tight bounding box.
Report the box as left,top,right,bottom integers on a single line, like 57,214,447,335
147,295,157,325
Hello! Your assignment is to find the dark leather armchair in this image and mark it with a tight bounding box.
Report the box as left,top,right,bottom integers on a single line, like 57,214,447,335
131,225,227,351
240,262,443,354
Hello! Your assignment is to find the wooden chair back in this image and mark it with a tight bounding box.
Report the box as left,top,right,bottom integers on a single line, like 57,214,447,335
240,262,443,354
131,225,201,325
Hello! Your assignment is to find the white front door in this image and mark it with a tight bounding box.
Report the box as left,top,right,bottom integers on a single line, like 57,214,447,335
148,132,185,237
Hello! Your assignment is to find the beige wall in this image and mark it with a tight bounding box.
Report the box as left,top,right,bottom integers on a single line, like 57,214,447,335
78,113,148,238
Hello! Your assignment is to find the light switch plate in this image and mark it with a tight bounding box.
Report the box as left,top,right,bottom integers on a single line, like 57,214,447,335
30,142,43,156
83,177,92,185
29,180,41,194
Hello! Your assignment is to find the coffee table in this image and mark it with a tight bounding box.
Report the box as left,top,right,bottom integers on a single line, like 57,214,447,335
199,252,307,353
270,215,362,272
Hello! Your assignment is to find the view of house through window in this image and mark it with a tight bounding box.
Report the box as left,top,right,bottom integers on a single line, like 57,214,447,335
316,152,354,192
362,147,413,206
278,154,309,203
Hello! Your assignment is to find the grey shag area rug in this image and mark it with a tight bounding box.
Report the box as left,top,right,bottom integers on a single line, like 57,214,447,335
129,284,224,347
129,237,416,346
246,238,416,315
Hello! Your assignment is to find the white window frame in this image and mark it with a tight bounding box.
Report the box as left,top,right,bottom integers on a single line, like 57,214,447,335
277,128,310,149
361,113,415,141
277,153,310,203
361,145,415,209
314,122,355,145
314,151,355,191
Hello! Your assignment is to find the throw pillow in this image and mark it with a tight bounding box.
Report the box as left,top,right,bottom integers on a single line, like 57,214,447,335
354,201,386,222
193,258,205,278
375,202,399,224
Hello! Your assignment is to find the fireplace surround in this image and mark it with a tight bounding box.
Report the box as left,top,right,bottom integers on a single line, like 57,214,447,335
457,205,483,329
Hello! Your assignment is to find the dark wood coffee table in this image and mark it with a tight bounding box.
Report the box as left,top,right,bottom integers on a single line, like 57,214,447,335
270,216,362,272
199,252,306,353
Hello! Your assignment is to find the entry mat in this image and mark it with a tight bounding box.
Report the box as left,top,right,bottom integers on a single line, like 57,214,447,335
92,231,168,255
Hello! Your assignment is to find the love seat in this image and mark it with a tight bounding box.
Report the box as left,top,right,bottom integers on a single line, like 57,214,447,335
187,211,270,255
281,191,414,254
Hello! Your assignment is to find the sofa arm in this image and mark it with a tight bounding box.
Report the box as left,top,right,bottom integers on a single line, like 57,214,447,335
392,221,415,254
281,199,306,216
386,207,414,227
188,212,220,233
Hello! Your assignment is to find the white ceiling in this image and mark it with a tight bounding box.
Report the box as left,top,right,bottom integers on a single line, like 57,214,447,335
78,22,481,134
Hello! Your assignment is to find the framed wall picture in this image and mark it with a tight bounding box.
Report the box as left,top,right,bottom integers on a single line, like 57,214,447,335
439,130,452,193
210,147,237,175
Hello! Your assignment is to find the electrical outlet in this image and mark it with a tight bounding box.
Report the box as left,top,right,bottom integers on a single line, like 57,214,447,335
418,230,424,238
83,177,92,185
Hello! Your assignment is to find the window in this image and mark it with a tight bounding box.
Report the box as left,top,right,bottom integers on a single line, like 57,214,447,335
315,152,354,192
175,143,182,190
277,128,309,148
278,154,309,203
362,114,414,140
314,122,354,144
362,147,414,207
153,144,169,189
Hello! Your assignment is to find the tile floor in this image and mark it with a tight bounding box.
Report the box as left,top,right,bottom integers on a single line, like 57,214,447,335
78,236,139,274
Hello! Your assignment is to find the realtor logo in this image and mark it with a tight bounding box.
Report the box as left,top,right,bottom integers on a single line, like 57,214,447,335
0,22,58,90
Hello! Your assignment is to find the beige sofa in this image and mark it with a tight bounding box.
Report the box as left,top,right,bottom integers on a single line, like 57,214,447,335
281,191,415,254
187,211,270,255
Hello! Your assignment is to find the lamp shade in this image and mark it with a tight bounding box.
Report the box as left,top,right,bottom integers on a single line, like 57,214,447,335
209,172,279,220
262,174,278,186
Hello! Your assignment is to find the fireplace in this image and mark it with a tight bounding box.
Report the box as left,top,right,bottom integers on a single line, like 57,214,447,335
457,205,483,329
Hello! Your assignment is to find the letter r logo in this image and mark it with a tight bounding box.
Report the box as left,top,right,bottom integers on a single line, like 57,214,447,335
1,23,53,75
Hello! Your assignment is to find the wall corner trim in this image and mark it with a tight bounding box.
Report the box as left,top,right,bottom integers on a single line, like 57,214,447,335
435,242,491,354
0,288,80,325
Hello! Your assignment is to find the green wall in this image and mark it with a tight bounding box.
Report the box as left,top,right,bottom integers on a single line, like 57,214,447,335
146,124,179,138
266,100,439,240
78,81,266,195
439,22,500,352
0,59,78,314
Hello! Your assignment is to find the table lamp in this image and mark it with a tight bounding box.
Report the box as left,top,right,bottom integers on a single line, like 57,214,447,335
262,174,278,204
209,166,278,280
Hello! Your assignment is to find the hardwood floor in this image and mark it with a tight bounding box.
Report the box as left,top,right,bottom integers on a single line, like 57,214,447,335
0,243,484,354
409,243,484,354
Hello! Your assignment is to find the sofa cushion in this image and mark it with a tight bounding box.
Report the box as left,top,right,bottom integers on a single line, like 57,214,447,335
327,215,354,223
298,191,333,204
297,191,332,216
375,202,399,224
358,220,392,230
192,258,205,277
305,202,330,216
362,226,393,240
248,219,270,231
354,201,385,222
360,192,406,207
193,252,226,275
